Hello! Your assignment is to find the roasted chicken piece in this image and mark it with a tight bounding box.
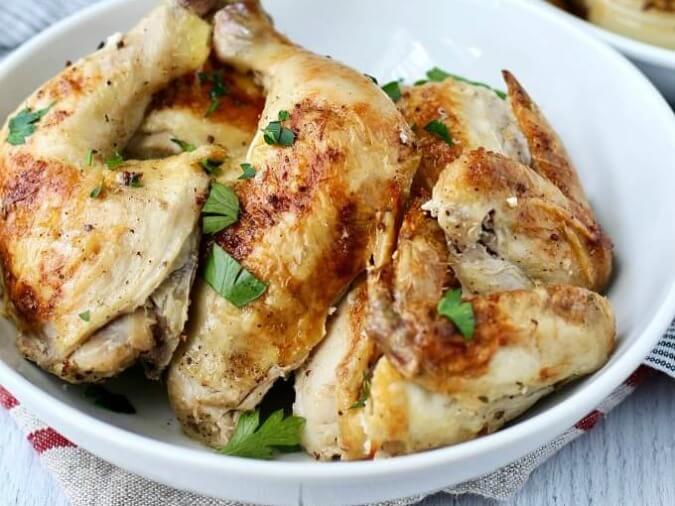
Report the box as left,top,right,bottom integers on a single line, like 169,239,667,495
0,0,222,382
422,73,612,296
295,73,615,459
167,0,419,447
127,60,264,183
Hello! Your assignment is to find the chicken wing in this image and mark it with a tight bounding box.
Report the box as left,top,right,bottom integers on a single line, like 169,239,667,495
0,0,222,382
167,0,419,447
295,73,615,459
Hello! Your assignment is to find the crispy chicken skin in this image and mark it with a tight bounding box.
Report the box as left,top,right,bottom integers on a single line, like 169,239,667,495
296,74,615,459
167,0,419,447
0,0,221,382
127,61,265,183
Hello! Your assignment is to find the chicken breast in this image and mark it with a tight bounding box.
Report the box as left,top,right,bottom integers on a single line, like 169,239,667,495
296,72,615,459
166,0,419,447
0,0,221,382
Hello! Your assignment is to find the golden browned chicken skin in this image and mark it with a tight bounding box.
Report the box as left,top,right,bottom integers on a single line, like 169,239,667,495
166,0,419,447
296,73,615,459
0,0,226,382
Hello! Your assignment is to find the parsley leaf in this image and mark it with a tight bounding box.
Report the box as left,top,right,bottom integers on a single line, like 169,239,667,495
263,116,295,147
84,385,136,414
426,66,452,82
203,244,266,308
202,182,239,234
239,163,256,180
105,151,124,170
381,80,402,102
79,310,90,322
200,158,223,175
90,181,104,199
437,288,475,341
424,120,453,146
220,409,305,459
86,149,95,166
202,71,229,117
426,67,506,99
171,137,196,152
278,110,290,121
350,372,371,409
7,104,53,145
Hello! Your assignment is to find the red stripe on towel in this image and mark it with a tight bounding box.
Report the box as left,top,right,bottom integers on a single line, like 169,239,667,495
624,366,652,388
28,428,75,453
0,386,18,409
575,410,603,431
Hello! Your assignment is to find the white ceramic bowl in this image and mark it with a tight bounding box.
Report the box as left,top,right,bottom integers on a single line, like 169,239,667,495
1,1,675,504
537,1,675,104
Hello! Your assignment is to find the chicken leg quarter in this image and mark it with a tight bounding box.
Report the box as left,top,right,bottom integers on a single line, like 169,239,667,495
167,0,419,447
0,0,221,382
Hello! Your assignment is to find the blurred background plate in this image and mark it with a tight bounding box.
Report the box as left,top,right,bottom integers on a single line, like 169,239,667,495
538,0,675,104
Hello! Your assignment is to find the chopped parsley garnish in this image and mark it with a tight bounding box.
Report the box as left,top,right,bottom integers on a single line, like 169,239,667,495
84,385,136,414
424,120,453,146
171,137,196,152
425,66,506,99
105,151,124,170
219,409,305,459
78,310,90,322
200,158,223,175
413,79,429,86
202,182,239,234
203,244,266,308
90,181,104,199
263,112,295,146
381,80,402,102
239,163,256,180
201,71,228,117
86,149,95,166
7,104,53,145
426,66,452,82
437,288,475,341
350,372,371,409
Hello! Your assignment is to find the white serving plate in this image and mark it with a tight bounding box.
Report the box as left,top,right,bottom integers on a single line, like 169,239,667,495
1,1,674,505
536,1,675,104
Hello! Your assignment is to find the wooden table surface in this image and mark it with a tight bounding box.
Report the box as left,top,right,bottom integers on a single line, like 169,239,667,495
1,372,674,506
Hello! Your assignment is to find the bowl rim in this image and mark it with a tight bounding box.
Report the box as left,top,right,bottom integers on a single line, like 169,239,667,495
537,0,675,68
1,0,675,485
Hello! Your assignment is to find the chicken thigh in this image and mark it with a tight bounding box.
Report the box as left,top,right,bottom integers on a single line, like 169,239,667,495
127,61,264,183
167,0,419,447
0,0,221,382
295,73,615,459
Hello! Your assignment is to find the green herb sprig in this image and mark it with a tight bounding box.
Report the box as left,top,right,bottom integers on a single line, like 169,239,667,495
424,120,453,146
203,244,266,308
437,288,475,341
202,182,239,234
262,111,295,146
7,104,54,145
219,409,305,459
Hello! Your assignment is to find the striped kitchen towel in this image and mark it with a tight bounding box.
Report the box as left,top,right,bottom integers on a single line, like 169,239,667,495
0,367,652,506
